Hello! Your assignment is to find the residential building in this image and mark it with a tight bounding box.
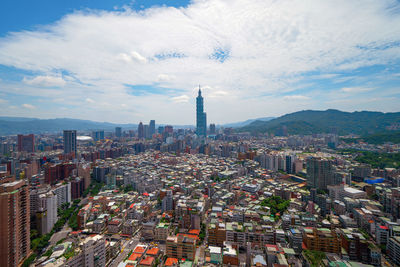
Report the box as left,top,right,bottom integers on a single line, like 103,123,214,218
306,157,335,190
66,235,106,267
302,228,340,254
0,180,30,267
17,134,35,152
36,191,58,235
53,182,71,208
388,236,400,266
166,235,196,261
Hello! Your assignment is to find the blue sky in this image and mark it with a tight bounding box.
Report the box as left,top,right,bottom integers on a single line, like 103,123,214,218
0,0,400,124
0,0,190,36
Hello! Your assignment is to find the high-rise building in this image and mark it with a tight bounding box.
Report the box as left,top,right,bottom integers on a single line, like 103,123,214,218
0,180,30,267
53,182,72,208
17,134,35,153
138,122,144,139
115,127,122,138
71,177,84,199
209,123,216,135
92,130,104,141
196,86,207,136
63,130,77,155
158,126,164,134
144,124,150,139
36,191,58,235
306,157,335,190
285,155,295,174
149,120,155,136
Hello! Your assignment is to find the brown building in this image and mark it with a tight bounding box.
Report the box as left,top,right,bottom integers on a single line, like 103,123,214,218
71,177,84,199
44,162,76,184
302,228,340,254
17,134,35,153
339,229,370,263
208,223,226,246
166,235,196,261
0,179,30,267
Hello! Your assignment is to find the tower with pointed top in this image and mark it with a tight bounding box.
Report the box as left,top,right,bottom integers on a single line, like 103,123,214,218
196,86,207,136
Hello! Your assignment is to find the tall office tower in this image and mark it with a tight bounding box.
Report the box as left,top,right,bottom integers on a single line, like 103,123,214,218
196,86,207,136
0,180,30,267
306,157,335,190
209,123,216,135
17,134,35,153
149,120,155,136
92,130,104,141
138,122,144,139
144,124,150,139
115,127,122,138
63,130,77,155
158,126,164,134
285,155,294,174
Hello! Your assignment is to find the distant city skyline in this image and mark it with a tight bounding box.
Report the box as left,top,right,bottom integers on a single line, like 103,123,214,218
0,0,400,124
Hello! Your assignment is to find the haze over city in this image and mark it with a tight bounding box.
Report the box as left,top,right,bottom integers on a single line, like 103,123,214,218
1,0,400,124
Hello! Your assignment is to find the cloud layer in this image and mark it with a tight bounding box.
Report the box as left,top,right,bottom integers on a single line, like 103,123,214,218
0,0,400,124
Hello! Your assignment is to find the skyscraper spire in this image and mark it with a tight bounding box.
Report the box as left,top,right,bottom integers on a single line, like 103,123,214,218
196,85,207,137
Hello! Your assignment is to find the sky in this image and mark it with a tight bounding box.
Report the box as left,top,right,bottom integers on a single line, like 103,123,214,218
0,0,400,125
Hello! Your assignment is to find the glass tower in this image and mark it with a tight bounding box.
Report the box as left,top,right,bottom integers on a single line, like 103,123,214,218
196,86,207,136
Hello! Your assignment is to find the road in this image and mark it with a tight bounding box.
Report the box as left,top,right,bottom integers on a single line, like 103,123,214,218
110,232,141,267
49,224,71,246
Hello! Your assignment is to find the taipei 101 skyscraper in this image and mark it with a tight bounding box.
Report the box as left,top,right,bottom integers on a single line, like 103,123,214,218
196,86,207,136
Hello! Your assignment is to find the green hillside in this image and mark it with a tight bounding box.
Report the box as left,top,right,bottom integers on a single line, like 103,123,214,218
238,109,400,135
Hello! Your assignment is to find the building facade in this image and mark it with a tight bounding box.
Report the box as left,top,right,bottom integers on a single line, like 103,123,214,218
0,180,30,267
17,134,35,153
63,130,77,155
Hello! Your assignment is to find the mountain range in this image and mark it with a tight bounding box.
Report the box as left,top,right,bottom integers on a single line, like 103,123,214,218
0,116,257,135
1,109,400,136
238,109,400,136
221,117,275,128
0,118,137,135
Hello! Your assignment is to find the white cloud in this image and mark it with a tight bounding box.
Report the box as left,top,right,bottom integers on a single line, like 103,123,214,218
283,95,310,101
208,90,229,98
340,87,374,93
0,98,7,104
22,104,36,109
23,75,66,87
171,95,189,103
117,51,147,63
0,0,399,123
85,98,95,103
157,74,175,82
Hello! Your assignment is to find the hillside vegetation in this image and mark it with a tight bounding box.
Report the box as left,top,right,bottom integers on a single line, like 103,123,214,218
238,109,400,136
